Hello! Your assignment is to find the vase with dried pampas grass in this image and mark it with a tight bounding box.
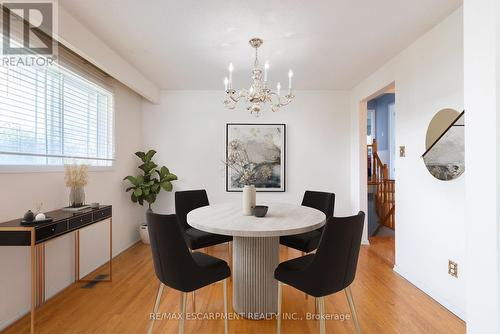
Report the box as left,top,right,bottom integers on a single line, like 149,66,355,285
64,164,89,207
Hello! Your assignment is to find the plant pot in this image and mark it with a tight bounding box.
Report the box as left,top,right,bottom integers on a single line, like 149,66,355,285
139,224,150,244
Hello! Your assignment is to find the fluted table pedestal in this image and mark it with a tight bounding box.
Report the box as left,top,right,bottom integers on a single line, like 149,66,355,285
232,236,279,318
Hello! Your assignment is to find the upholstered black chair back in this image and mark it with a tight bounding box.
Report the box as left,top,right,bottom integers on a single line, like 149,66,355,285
307,212,365,296
147,211,199,291
175,190,209,231
301,191,335,218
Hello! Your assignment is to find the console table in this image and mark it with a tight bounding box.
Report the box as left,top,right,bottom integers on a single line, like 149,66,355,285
0,205,112,334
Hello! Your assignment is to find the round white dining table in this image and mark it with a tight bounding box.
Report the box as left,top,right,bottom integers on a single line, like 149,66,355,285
187,203,326,318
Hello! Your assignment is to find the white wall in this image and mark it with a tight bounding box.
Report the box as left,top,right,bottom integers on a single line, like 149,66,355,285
0,81,144,330
350,8,465,318
464,0,500,332
142,90,357,228
57,6,160,103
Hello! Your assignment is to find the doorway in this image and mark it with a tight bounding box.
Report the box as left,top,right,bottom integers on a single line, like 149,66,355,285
364,84,396,266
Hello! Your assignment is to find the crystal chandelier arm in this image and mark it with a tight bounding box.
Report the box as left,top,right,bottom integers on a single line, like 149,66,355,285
268,91,294,106
224,89,250,109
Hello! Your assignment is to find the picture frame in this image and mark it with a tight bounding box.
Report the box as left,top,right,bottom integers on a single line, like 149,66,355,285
226,123,286,192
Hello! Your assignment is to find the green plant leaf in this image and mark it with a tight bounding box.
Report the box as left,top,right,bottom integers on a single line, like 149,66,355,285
133,188,143,197
139,161,158,174
145,150,157,162
151,183,160,194
125,187,135,192
143,187,150,196
131,193,138,203
135,151,146,161
161,181,173,192
138,197,144,205
165,173,178,181
160,166,170,176
148,193,156,202
124,176,139,186
136,174,144,185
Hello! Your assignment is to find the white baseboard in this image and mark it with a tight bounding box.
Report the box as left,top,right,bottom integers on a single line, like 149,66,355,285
393,265,465,320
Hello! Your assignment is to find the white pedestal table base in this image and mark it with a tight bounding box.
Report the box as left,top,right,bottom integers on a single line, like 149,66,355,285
232,236,279,319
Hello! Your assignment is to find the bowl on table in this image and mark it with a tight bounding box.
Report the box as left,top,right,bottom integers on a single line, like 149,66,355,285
252,205,268,218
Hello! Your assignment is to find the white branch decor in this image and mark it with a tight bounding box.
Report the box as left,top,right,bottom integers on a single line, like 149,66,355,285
223,38,295,116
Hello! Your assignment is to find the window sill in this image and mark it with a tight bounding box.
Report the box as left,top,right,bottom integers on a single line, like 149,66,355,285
0,165,114,174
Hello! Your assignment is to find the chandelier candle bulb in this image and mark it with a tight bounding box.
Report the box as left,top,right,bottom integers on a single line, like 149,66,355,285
228,63,234,88
277,82,281,96
264,61,269,82
288,69,293,92
224,77,229,91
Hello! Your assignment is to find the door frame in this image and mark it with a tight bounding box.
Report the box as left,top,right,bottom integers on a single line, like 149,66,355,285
388,102,396,179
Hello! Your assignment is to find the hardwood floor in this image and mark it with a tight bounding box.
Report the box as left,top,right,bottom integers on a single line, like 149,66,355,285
368,236,395,266
2,242,465,334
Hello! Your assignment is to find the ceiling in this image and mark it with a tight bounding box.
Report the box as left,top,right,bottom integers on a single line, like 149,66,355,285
59,0,462,90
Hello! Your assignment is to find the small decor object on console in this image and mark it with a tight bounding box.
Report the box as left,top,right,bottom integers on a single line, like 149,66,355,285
23,210,35,222
21,207,53,224
35,213,46,221
223,38,295,116
65,164,89,207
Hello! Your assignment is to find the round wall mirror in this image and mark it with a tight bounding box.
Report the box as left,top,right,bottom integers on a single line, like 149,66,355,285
422,108,464,181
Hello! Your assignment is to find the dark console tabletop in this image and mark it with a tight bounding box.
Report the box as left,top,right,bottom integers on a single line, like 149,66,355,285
0,205,112,245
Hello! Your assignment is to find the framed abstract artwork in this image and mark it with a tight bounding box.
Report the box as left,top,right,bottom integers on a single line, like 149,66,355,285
226,123,286,192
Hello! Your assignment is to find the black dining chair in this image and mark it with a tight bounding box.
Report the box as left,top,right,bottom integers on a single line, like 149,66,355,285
146,211,230,334
275,212,365,334
175,190,233,251
175,189,233,309
279,190,335,255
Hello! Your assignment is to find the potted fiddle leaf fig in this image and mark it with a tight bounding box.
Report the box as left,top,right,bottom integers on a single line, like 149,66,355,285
124,150,177,244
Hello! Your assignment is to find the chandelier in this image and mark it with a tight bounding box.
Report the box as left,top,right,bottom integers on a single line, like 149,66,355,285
223,38,294,116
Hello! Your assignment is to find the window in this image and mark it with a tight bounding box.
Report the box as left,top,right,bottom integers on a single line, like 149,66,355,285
0,62,115,167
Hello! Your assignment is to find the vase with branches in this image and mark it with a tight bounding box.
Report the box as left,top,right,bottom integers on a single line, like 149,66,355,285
123,150,177,210
65,164,89,207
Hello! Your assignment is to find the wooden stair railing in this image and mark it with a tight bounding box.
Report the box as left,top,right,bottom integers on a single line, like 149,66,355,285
367,139,395,230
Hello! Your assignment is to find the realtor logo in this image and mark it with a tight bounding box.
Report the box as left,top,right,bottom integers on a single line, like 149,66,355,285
2,1,55,55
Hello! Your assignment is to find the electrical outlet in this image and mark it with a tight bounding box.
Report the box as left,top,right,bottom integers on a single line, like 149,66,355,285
448,260,458,278
399,146,406,157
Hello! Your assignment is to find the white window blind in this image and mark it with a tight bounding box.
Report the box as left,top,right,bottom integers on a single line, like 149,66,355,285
0,62,115,167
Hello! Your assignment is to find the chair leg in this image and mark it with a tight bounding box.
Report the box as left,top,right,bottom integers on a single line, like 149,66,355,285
148,283,165,334
345,286,362,334
276,281,282,334
227,242,232,281
319,297,326,334
179,292,187,334
302,252,308,300
192,291,196,312
189,249,197,311
223,278,228,334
